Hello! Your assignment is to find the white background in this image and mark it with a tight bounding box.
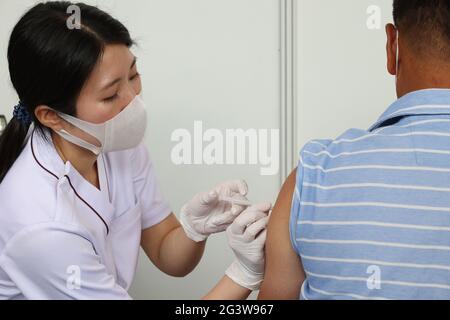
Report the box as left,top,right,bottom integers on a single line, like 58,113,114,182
296,0,396,149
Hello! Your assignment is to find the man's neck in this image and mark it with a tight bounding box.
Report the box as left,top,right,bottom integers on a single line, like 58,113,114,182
397,83,450,98
397,61,450,98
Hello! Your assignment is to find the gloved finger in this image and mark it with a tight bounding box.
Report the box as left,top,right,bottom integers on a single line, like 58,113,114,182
219,179,248,196
231,201,271,228
254,229,268,246
212,210,236,226
252,202,272,213
230,203,247,216
213,202,250,226
230,193,251,215
212,196,246,223
230,209,267,235
200,190,219,206
243,216,269,242
218,193,249,215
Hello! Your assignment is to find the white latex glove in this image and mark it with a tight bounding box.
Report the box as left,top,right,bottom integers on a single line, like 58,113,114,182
180,180,249,242
225,202,271,291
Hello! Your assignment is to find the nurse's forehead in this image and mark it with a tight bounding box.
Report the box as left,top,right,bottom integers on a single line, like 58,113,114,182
84,44,136,91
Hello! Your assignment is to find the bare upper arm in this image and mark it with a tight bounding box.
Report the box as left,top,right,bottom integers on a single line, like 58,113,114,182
141,212,179,269
258,168,306,300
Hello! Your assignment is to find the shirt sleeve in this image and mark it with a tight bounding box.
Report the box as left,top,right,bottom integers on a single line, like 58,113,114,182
131,142,172,230
0,224,132,300
289,159,304,256
289,139,333,255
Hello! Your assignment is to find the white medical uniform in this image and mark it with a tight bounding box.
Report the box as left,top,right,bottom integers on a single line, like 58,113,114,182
0,128,172,299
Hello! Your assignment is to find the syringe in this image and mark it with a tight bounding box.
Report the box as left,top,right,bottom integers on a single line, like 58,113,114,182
219,196,252,207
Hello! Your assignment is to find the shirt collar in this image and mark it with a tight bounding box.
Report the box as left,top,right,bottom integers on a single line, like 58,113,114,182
29,127,114,234
369,89,450,132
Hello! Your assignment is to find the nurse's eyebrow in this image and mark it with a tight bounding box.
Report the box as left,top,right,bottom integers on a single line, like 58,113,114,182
100,56,137,91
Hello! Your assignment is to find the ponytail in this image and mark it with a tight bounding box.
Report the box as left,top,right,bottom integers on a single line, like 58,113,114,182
0,116,31,183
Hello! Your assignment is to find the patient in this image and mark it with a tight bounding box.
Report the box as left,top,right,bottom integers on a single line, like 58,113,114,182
259,0,450,300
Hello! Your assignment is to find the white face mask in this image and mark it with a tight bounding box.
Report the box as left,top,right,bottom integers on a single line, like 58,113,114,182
54,94,147,155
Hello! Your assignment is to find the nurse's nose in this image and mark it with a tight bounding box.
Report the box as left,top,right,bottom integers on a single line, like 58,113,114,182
120,91,137,112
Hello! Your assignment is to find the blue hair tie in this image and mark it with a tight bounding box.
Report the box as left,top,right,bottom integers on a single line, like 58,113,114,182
13,101,33,126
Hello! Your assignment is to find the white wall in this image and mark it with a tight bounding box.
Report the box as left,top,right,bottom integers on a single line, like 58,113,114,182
121,0,281,300
296,0,396,150
0,0,281,299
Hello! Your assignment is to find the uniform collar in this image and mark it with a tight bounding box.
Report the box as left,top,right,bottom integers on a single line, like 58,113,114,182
29,127,114,234
369,89,450,132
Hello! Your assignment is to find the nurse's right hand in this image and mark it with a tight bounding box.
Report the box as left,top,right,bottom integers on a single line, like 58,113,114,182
225,203,271,291
180,180,249,242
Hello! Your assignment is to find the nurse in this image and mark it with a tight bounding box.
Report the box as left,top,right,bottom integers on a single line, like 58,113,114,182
0,2,269,299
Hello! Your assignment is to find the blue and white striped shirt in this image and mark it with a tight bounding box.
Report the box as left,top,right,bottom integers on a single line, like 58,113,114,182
290,89,450,300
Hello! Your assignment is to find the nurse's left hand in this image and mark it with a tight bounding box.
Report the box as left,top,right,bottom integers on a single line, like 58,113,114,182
225,203,271,291
180,180,249,242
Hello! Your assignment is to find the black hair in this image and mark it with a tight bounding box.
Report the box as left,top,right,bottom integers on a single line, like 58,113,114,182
393,0,450,59
0,1,134,183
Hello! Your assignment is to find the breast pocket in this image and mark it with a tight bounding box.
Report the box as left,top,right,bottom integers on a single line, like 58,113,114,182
110,202,142,290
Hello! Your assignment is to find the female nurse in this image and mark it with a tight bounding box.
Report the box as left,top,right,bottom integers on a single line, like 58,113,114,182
0,1,270,300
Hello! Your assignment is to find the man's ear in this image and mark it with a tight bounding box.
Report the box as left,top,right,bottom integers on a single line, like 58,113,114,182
34,106,64,131
386,23,398,76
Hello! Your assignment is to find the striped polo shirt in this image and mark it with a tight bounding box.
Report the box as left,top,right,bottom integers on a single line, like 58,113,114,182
290,89,450,300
